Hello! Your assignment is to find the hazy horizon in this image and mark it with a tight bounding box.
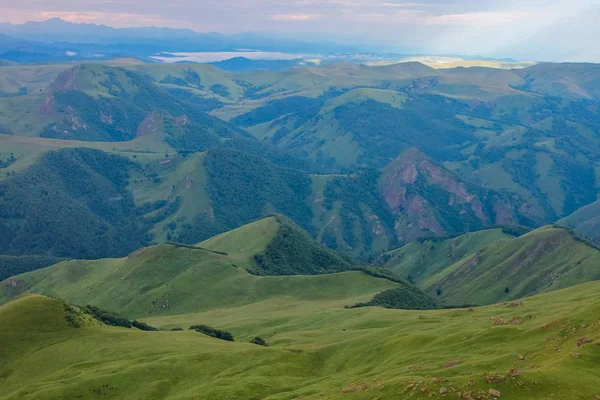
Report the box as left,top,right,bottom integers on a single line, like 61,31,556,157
1,0,599,62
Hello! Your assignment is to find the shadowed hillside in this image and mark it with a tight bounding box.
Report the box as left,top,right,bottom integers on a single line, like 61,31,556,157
381,228,514,283
420,226,600,305
559,200,600,242
3,62,600,258
200,215,356,275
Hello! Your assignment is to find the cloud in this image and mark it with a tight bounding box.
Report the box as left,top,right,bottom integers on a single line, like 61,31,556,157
380,2,429,8
270,14,319,21
0,1,598,61
38,10,194,28
425,10,531,25
0,8,194,28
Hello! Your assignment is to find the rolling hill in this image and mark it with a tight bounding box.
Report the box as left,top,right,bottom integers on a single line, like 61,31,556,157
2,60,600,267
215,62,600,221
199,215,356,275
0,243,393,317
380,228,515,283
2,279,600,399
394,226,600,306
0,216,407,317
0,142,544,265
559,199,600,242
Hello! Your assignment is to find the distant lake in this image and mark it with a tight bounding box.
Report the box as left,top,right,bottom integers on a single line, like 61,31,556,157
152,51,313,63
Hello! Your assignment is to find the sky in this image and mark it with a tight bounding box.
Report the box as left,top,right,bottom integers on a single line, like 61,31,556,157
1,0,599,61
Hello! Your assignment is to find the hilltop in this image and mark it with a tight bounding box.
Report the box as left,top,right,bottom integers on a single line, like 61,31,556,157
200,215,356,275
0,63,242,143
0,216,417,317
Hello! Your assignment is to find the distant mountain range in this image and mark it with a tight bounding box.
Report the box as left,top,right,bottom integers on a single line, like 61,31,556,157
0,19,537,67
0,18,356,54
3,60,600,261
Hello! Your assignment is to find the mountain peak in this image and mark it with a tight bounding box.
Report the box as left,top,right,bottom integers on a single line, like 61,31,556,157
23,18,77,27
201,214,355,275
396,147,429,162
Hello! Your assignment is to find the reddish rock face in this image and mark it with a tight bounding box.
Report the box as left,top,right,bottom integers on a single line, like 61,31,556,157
173,115,190,127
405,195,446,239
37,94,56,116
378,148,542,243
137,112,161,137
52,65,84,92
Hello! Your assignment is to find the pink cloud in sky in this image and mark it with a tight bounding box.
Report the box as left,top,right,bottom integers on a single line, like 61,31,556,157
0,0,598,61
1,8,194,28
270,14,320,21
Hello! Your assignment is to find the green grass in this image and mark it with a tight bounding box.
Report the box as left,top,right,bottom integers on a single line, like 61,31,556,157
128,152,213,242
0,133,171,177
383,228,512,283
2,279,600,399
421,226,600,305
130,63,246,102
0,241,396,318
559,199,600,241
199,215,280,267
0,64,70,93
322,88,407,112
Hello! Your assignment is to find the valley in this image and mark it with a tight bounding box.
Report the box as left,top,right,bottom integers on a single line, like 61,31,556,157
1,51,600,399
3,60,600,259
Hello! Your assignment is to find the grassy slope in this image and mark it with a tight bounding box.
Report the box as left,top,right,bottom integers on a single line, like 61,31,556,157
321,88,408,112
383,228,513,282
130,63,246,103
0,132,171,177
199,215,280,268
422,226,600,305
0,241,396,318
559,199,600,241
128,152,213,242
3,282,600,399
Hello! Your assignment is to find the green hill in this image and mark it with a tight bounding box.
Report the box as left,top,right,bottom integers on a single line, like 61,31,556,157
2,61,600,260
310,149,545,258
421,226,600,305
200,215,356,275
0,64,242,145
3,281,600,399
0,216,389,317
198,215,281,260
377,149,543,241
381,228,514,283
0,142,546,263
217,62,600,221
559,200,600,242
0,147,151,260
515,62,600,99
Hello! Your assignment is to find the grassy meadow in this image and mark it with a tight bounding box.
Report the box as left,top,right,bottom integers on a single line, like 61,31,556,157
2,279,600,399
